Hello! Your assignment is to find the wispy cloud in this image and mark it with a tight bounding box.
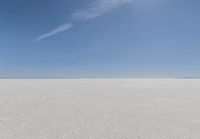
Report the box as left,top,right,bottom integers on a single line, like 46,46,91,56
31,0,131,43
71,0,132,21
31,23,73,43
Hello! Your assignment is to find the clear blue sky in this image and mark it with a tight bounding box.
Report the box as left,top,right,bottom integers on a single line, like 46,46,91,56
0,0,200,78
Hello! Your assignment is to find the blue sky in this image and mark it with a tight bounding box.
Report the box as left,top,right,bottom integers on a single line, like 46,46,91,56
0,0,200,78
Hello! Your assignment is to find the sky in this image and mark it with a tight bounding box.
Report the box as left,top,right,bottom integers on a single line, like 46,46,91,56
0,0,200,78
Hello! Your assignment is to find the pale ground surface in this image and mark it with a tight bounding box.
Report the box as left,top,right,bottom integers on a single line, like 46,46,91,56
0,79,200,139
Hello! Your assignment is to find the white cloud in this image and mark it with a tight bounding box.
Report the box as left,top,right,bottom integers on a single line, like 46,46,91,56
71,0,132,20
31,0,131,43
31,23,73,43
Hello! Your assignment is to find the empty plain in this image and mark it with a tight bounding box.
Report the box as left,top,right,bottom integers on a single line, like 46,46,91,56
0,79,200,139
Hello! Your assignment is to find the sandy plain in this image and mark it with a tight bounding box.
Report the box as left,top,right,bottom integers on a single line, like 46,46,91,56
0,79,200,139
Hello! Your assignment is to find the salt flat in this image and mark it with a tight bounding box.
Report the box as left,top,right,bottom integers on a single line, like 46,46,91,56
0,79,200,139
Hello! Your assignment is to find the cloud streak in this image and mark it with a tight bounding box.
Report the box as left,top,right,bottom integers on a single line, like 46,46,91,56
31,0,131,43
31,23,73,43
71,0,132,21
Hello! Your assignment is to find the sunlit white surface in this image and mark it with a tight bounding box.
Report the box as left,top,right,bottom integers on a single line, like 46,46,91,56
0,79,200,139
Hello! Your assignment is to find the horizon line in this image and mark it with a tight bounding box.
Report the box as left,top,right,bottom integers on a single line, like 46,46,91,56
0,77,199,79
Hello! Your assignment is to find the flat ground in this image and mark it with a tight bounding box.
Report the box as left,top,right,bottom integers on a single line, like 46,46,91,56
0,79,200,139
